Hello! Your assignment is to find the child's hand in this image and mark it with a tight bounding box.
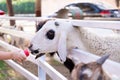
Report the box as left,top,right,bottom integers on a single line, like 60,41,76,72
11,49,26,63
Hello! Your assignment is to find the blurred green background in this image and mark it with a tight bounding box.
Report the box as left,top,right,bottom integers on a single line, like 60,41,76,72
0,0,35,14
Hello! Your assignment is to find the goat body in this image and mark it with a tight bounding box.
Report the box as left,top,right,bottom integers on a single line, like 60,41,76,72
79,27,120,62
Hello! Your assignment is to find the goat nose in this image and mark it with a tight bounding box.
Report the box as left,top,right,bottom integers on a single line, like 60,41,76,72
28,44,33,49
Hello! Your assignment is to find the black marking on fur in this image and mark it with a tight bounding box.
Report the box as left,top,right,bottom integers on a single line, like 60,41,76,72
73,25,79,29
35,53,45,59
36,20,49,32
64,57,75,73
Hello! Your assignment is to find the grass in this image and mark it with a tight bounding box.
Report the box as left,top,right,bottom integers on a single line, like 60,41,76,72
0,61,10,79
0,61,26,80
0,46,26,80
0,0,35,14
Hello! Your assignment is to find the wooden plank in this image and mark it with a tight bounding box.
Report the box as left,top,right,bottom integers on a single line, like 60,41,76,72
0,16,44,21
0,27,34,40
0,16,120,30
85,17,120,21
71,19,120,30
4,60,39,80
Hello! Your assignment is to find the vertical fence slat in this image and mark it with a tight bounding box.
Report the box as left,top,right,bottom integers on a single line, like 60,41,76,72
38,56,46,80
37,59,68,80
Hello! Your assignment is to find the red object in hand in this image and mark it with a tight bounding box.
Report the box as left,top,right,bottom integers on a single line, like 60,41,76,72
24,49,30,56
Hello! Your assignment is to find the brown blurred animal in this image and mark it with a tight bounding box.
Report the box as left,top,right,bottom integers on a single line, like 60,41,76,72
70,54,111,80
3,25,29,49
11,25,29,49
48,7,83,19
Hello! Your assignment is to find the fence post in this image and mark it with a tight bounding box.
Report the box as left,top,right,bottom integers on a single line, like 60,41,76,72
38,55,46,80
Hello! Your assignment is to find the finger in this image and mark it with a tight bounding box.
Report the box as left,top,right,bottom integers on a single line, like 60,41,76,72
17,59,23,64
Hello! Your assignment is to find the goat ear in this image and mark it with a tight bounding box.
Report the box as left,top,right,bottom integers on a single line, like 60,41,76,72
57,31,67,62
96,54,110,65
36,19,50,32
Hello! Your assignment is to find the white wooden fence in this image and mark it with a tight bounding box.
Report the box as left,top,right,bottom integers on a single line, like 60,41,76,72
0,16,120,79
0,16,67,80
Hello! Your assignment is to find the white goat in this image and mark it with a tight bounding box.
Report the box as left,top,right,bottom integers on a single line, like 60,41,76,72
29,19,120,63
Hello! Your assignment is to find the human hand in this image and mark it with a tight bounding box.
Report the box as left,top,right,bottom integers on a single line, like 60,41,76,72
11,49,27,63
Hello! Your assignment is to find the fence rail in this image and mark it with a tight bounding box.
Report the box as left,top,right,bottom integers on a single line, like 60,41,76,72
5,60,39,80
0,16,120,30
0,27,34,40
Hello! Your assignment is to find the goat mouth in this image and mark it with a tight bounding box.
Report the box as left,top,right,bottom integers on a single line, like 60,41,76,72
35,53,45,59
28,48,46,59
30,49,40,55
35,51,57,59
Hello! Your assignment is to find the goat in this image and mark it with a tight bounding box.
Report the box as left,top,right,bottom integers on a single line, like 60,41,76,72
70,54,111,80
29,19,86,62
29,19,120,63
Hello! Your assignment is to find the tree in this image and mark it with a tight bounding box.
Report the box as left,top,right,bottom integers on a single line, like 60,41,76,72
115,0,120,8
35,0,41,17
35,0,42,31
6,0,15,26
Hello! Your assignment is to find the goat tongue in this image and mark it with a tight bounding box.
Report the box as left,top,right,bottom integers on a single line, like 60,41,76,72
35,53,45,59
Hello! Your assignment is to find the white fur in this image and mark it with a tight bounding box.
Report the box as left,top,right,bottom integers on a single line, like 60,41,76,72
30,19,120,62
82,69,93,77
78,27,120,62
31,20,81,62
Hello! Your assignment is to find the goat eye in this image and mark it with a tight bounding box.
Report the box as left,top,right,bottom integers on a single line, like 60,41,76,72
46,29,55,40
